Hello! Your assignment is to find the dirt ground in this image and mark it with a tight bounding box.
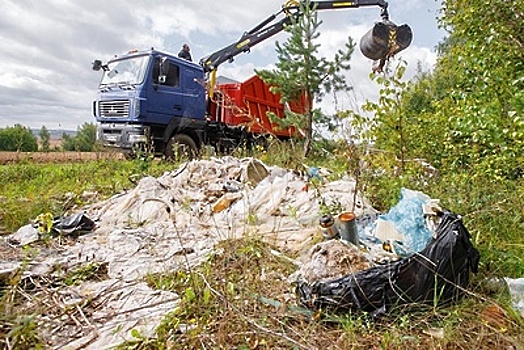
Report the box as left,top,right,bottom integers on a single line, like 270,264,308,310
0,151,125,164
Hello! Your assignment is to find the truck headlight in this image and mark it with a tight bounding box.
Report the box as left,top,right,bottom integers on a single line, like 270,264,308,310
128,134,147,143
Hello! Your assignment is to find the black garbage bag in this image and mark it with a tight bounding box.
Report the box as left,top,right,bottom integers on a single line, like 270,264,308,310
52,212,96,236
297,212,480,315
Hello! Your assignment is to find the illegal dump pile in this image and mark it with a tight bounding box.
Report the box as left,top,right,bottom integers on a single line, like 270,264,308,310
1,157,377,348
1,156,482,349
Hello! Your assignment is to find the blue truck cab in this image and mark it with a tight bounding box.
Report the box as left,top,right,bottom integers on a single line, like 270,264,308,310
92,49,207,156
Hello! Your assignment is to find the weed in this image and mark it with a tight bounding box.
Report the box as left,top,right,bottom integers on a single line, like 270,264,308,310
142,237,303,348
61,262,108,286
124,213,149,229
245,211,258,226
180,196,192,212
3,315,44,350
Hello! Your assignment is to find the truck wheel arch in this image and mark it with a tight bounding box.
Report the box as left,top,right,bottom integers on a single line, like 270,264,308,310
165,133,198,160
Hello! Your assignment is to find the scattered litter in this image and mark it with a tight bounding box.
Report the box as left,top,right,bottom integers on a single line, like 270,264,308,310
45,279,178,350
54,211,96,235
337,211,359,245
423,328,445,339
318,214,339,239
212,192,243,213
7,224,39,246
0,157,483,346
7,212,95,246
289,239,372,284
356,188,444,263
377,188,436,253
243,158,269,185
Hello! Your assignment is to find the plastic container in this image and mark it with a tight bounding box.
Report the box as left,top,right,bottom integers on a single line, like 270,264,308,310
212,193,242,213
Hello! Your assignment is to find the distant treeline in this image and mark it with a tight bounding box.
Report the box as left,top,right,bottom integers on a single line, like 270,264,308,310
30,128,76,140
0,123,96,152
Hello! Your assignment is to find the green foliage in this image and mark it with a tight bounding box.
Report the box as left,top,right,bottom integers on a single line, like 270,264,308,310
258,136,306,169
256,0,355,156
38,126,51,152
3,316,44,349
357,60,410,167
34,212,53,234
0,124,38,152
62,123,97,151
395,0,524,177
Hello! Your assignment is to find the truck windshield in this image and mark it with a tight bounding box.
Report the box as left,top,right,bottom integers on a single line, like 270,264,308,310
99,55,149,87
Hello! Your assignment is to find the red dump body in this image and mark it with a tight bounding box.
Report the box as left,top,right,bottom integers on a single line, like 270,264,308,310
209,75,307,138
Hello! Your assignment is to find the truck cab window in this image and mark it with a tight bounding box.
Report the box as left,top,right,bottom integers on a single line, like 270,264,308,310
153,58,180,87
100,55,149,87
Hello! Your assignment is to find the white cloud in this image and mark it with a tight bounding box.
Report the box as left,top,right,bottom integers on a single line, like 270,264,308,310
0,0,443,130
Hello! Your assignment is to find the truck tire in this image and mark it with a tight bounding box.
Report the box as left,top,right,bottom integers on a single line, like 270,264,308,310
165,134,198,160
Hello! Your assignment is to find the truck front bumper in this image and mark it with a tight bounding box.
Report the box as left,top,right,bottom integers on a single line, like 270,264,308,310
97,123,150,150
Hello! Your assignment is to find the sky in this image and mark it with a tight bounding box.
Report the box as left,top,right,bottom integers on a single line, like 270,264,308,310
0,0,445,131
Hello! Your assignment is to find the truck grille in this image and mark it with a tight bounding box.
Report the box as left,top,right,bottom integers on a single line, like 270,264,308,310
100,100,130,118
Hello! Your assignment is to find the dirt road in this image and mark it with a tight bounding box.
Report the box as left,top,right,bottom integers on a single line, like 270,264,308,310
0,151,125,164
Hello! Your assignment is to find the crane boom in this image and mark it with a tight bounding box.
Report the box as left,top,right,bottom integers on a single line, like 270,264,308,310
198,0,400,73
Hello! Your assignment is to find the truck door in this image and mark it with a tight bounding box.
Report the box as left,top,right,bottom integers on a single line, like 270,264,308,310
146,57,186,124
147,57,205,124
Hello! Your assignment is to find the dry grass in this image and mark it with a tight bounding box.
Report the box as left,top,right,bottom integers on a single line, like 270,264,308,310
134,237,524,350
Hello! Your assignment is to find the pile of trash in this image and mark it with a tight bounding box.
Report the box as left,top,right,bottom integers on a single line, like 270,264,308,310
297,211,480,315
0,157,489,348
291,187,481,316
1,156,378,349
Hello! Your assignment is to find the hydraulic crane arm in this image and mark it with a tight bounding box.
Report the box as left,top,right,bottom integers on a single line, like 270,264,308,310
199,0,395,73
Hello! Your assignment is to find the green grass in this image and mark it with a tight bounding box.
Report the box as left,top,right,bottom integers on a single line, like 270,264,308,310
0,158,175,233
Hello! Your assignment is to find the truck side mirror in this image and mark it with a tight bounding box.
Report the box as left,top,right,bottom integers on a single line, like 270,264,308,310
92,59,102,71
92,59,109,72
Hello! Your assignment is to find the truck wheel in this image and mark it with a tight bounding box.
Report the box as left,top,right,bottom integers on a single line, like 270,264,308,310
165,134,198,160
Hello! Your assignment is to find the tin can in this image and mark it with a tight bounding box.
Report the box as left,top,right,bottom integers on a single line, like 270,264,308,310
319,214,339,239
337,212,359,245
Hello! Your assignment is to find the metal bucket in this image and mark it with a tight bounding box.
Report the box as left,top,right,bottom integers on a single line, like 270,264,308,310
359,21,413,61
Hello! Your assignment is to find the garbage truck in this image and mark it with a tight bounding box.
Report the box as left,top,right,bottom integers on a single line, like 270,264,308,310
91,0,412,158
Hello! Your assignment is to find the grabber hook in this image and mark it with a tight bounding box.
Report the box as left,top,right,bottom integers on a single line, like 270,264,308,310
380,2,389,22
359,0,413,73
